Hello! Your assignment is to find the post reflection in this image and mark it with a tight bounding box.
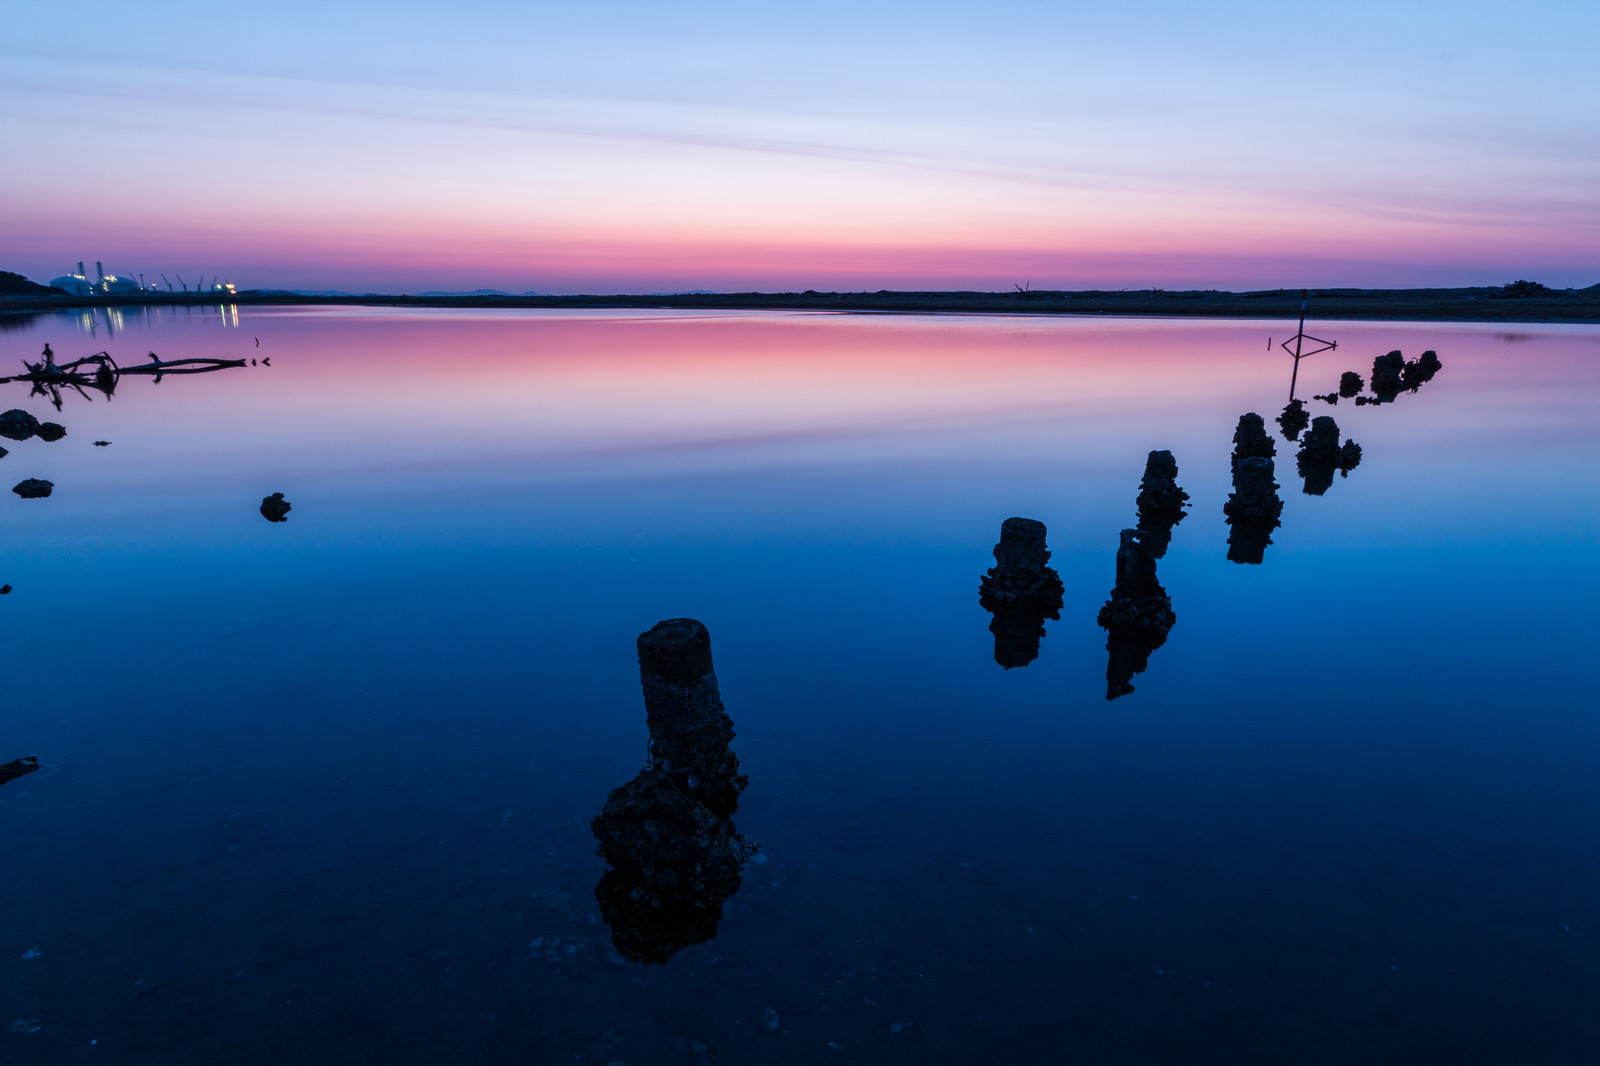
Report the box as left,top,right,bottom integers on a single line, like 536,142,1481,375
1097,528,1176,700
1134,449,1189,559
1294,415,1362,496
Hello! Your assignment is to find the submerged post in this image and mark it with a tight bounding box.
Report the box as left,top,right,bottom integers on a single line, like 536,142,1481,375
592,619,753,963
978,517,1065,669
637,618,743,819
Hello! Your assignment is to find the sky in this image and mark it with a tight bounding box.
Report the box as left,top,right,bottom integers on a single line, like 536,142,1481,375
2,1,1596,293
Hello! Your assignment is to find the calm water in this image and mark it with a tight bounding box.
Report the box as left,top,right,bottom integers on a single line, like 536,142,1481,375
1,306,1597,1065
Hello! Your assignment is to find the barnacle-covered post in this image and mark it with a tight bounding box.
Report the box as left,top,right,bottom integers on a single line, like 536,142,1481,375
978,517,1065,668
591,619,751,963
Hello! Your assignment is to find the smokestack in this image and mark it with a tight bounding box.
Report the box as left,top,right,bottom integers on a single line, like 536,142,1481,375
77,260,85,277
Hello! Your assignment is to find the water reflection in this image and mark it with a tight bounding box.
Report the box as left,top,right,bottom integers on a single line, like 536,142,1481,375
1097,528,1176,699
978,518,1065,668
1360,349,1442,404
1295,415,1363,496
1,343,250,411
592,619,753,964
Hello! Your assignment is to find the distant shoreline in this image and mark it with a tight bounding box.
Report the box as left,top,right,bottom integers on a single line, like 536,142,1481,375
3,285,1598,323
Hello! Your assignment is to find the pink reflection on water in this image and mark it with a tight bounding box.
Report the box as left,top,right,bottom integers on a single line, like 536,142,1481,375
5,308,1596,532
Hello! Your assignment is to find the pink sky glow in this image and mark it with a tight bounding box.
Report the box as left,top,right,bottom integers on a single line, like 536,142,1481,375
3,2,1595,293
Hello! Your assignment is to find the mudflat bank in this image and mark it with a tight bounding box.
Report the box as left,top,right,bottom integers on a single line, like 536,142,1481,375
4,284,1598,322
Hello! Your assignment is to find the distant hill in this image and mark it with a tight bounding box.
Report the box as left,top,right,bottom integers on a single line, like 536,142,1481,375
249,289,361,297
0,271,65,297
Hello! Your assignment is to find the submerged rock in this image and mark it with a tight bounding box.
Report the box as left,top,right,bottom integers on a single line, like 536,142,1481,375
1339,371,1364,398
12,479,52,499
592,769,747,964
259,492,291,522
1276,399,1310,441
1,756,41,788
1403,349,1443,389
207,810,277,861
1371,350,1406,400
35,423,65,443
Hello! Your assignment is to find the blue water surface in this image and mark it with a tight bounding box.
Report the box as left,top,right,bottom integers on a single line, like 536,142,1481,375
1,306,1597,1065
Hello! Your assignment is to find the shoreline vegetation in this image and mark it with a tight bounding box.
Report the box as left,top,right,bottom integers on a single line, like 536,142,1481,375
3,283,1598,323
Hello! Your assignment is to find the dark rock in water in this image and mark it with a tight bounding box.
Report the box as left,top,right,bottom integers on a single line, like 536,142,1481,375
12,479,52,499
979,518,1061,599
1136,450,1189,524
93,441,111,447
0,584,11,595
1296,416,1361,495
1230,413,1275,473
1276,399,1310,441
1298,416,1344,467
260,492,291,522
592,769,748,964
1371,350,1406,400
1225,456,1282,565
35,422,66,443
1,756,40,788
978,517,1065,611
1403,349,1442,389
1096,529,1175,699
208,810,277,860
1339,371,1364,397
594,619,752,964
1313,392,1339,404
978,517,1064,668
0,409,40,441
0,446,8,459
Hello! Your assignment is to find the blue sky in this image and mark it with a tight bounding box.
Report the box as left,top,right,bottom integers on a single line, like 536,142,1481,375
3,0,1595,291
